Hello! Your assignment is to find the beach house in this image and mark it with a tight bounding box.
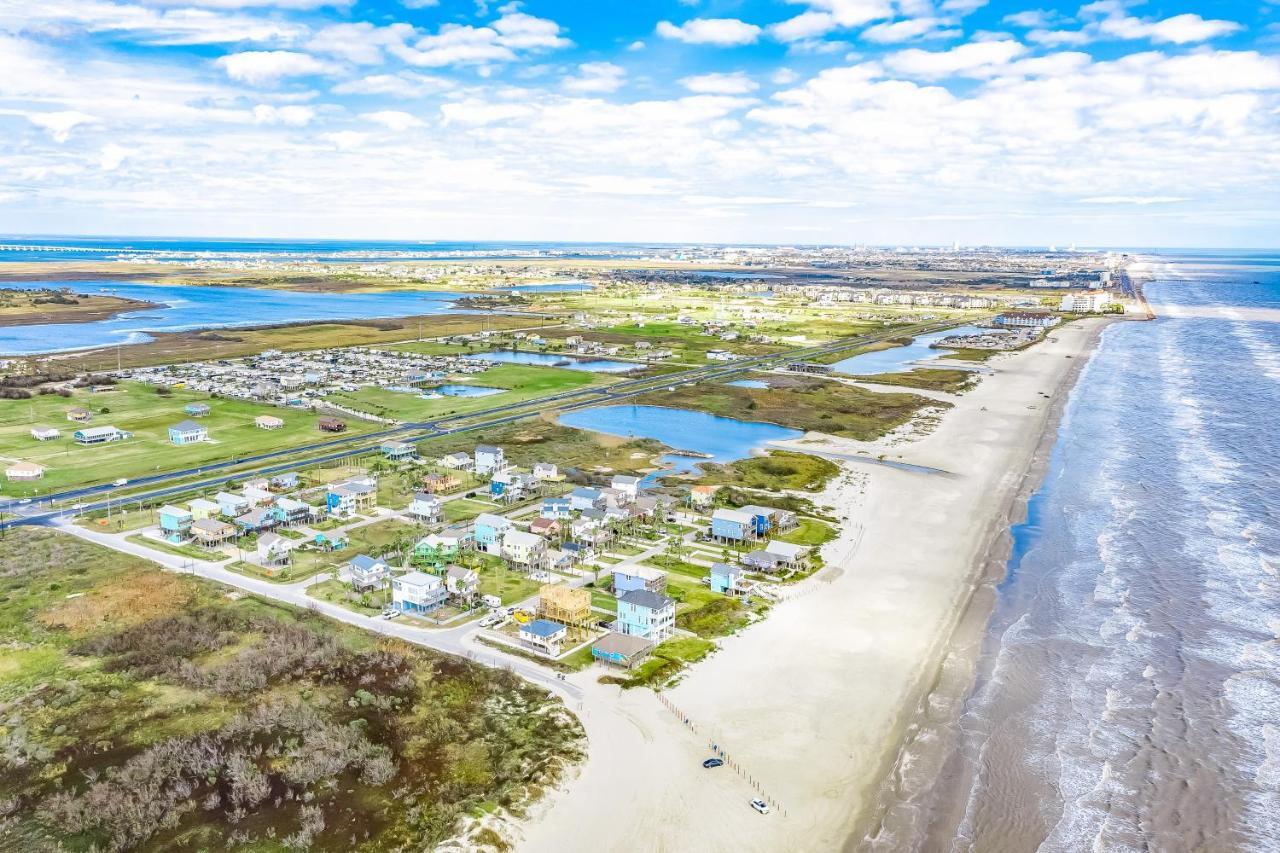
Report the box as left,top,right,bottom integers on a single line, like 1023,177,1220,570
157,505,193,541
421,471,460,493
235,506,281,533
407,492,442,522
610,474,641,501
4,461,45,481
270,471,299,490
275,497,316,525
710,562,747,595
444,565,479,598
255,414,284,430
529,517,560,539
689,484,718,509
616,589,676,643
29,426,60,441
569,487,605,512
591,632,654,668
73,425,126,445
168,420,208,445
518,619,567,658
501,529,548,572
612,565,668,596
533,462,561,481
215,491,250,517
191,517,236,548
994,311,1059,329
710,508,755,542
256,532,292,567
741,549,785,573
318,417,347,433
540,497,572,520
326,477,377,517
391,571,449,616
764,540,811,570
738,505,797,537
65,407,92,423
184,402,210,417
437,452,472,470
380,440,417,462
473,513,513,554
474,444,505,475
187,497,220,520
348,554,390,591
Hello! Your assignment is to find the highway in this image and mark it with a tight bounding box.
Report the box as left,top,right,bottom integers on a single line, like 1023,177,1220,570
1,321,956,530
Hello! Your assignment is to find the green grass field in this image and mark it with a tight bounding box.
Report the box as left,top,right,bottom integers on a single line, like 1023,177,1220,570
322,363,601,422
0,381,377,497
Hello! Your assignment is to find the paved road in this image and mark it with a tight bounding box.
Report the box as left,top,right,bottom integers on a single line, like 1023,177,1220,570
1,321,957,530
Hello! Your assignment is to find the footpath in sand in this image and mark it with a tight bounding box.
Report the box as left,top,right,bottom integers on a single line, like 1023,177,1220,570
517,319,1110,853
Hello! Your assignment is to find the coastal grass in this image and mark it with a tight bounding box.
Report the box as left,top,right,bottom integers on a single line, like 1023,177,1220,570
323,363,599,423
939,348,1003,362
852,367,980,393
413,419,669,477
691,450,840,492
0,381,378,497
0,527,584,852
634,374,940,441
598,636,715,689
775,517,837,547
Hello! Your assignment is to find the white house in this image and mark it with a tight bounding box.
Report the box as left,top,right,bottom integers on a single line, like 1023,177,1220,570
1060,291,1111,313
256,532,292,566
407,491,442,522
532,462,560,480
5,461,45,481
30,426,60,441
348,554,390,591
438,452,472,470
445,565,479,597
610,474,641,501
392,571,449,615
518,619,567,657
475,444,505,475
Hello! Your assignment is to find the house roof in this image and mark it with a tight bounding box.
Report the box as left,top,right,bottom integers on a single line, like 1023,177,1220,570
765,540,808,559
193,518,233,534
412,491,440,503
710,561,741,577
396,570,441,588
158,504,191,517
742,550,783,568
476,444,501,454
188,498,219,511
522,618,566,638
614,565,666,582
171,419,205,433
619,589,673,611
570,487,601,499
593,632,654,658
474,512,511,528
612,475,640,486
215,491,247,504
503,529,543,547
350,554,385,572
712,508,753,524
258,532,285,548
446,565,478,581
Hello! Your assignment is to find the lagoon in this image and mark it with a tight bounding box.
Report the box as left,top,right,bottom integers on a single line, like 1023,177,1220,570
425,385,503,398
727,379,770,389
829,325,988,375
0,280,476,355
463,350,636,373
504,281,593,294
557,404,802,478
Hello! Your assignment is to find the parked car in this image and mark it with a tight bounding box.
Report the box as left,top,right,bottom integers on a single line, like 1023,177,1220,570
381,606,399,619
750,798,770,815
702,758,724,769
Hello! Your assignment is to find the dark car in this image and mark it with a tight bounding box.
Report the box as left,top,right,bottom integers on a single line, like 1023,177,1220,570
702,758,724,769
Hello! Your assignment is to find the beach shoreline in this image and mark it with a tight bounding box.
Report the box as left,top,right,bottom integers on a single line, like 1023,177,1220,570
514,317,1117,853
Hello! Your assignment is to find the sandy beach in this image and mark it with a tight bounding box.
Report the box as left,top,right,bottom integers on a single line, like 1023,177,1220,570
516,317,1114,853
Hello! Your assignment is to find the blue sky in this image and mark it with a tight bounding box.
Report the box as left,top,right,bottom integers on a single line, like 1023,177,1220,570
1,0,1278,246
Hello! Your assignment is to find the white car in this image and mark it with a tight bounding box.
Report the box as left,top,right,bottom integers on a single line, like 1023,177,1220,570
750,798,770,815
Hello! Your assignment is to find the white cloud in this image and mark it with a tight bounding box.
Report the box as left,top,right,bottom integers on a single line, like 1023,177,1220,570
321,130,368,149
392,11,568,67
1002,9,1060,28
940,0,987,13
5,2,307,46
627,40,646,51
1027,28,1091,46
656,18,762,46
307,22,414,65
362,110,425,131
772,67,801,85
862,18,962,43
332,72,453,97
770,12,839,43
562,62,626,94
252,103,316,125
796,0,894,27
99,143,130,171
679,71,759,95
1079,195,1189,205
216,51,331,85
1096,13,1243,45
28,110,96,142
884,38,1027,78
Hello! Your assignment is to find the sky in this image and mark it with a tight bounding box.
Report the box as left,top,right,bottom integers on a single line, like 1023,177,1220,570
1,0,1279,248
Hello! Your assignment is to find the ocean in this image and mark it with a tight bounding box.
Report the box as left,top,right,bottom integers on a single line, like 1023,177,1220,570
866,252,1280,851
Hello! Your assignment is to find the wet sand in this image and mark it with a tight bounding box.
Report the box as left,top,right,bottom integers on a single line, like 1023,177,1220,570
515,318,1114,852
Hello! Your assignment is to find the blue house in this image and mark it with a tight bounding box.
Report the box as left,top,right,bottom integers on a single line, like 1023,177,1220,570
380,440,417,461
518,619,567,657
541,497,572,520
215,491,250,517
710,562,744,595
710,508,754,542
158,505,193,542
738,505,797,537
473,512,512,554
569,487,604,512
616,589,676,643
184,402,210,417
168,420,208,445
612,566,667,596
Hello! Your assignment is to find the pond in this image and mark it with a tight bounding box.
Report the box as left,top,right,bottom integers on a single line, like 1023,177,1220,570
462,350,637,373
557,404,802,479
503,281,594,294
0,280,478,355
423,385,504,398
829,325,988,375
727,379,770,389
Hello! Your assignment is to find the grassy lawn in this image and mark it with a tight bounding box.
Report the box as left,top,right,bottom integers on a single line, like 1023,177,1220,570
636,373,942,441
410,419,669,476
345,518,420,557
0,527,583,851
598,637,716,689
776,517,837,547
853,367,980,393
443,497,495,523
475,562,542,605
74,504,156,533
940,348,1004,362
0,381,377,497
306,577,388,615
692,450,839,492
226,554,331,584
323,363,600,422
124,533,221,562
